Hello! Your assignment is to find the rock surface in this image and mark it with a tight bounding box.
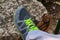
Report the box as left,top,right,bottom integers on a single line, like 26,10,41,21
0,0,5,3
0,0,47,40
0,0,60,40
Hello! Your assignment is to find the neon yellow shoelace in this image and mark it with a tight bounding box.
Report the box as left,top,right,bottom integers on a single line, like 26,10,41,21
24,18,38,32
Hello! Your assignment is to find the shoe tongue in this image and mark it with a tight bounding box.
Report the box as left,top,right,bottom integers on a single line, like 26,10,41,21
24,16,30,20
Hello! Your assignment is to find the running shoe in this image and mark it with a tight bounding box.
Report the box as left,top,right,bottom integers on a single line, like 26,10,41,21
14,5,38,40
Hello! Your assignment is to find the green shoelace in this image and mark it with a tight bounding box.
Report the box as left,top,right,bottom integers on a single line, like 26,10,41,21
24,18,38,32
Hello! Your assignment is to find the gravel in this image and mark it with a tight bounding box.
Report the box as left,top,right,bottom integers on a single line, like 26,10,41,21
0,0,48,40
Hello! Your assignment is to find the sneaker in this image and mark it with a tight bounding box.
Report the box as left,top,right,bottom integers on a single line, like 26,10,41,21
14,5,38,40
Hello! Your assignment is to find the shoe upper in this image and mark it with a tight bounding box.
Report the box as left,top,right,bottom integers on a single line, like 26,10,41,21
14,5,38,40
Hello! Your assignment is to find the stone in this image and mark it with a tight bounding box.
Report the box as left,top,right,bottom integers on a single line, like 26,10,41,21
0,0,4,3
0,28,4,35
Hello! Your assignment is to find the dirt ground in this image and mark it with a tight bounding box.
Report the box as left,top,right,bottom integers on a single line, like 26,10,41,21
0,0,60,40
40,0,60,34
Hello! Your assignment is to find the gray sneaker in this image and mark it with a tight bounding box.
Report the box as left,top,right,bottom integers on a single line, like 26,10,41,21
14,5,38,40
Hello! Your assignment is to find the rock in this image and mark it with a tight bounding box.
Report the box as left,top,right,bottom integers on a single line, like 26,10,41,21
0,16,5,25
3,31,10,36
0,0,48,40
0,0,4,3
0,28,4,36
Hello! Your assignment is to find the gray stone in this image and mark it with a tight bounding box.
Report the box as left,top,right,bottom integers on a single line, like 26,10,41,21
0,0,4,3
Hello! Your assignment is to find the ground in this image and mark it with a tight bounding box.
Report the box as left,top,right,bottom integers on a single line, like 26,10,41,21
0,0,60,40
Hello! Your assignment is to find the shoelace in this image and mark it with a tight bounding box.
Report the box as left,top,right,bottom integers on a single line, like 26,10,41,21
24,18,39,32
